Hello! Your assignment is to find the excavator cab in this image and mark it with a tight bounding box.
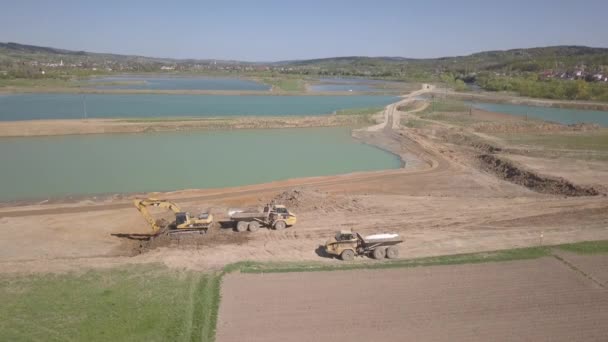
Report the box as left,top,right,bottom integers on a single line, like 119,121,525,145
175,212,189,226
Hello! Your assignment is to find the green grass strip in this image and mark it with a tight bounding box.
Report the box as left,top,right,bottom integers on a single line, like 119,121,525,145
554,240,608,254
223,246,551,274
190,275,221,342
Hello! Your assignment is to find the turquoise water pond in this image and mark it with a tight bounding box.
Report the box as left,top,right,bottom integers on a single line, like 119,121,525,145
0,94,398,120
0,127,401,201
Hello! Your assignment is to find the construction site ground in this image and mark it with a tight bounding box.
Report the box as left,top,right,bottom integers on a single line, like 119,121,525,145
2,86,608,341
218,254,608,342
0,86,607,274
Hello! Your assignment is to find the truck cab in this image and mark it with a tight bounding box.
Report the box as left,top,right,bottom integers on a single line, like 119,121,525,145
335,230,357,242
324,230,361,260
265,204,297,227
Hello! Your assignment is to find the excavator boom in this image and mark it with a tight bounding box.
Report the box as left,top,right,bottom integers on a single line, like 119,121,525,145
133,198,183,234
133,198,213,235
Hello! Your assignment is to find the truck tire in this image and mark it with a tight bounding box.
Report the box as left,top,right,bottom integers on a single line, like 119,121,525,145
373,247,386,260
340,249,355,261
236,221,248,232
274,220,286,230
248,221,260,232
386,246,399,259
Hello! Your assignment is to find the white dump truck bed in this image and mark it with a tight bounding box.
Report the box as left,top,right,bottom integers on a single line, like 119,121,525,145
365,233,399,240
228,209,266,220
361,233,402,245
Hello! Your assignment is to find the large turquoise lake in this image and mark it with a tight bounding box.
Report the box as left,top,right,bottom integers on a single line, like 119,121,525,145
0,127,401,201
471,102,608,126
0,94,398,120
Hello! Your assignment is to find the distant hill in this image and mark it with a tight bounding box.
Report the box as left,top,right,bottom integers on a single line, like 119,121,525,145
1,42,607,79
0,42,180,64
285,46,608,76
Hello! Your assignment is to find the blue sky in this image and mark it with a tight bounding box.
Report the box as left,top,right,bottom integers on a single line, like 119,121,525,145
0,0,606,61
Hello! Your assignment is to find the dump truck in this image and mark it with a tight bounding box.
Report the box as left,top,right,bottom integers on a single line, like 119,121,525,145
133,198,213,236
228,203,296,232
324,230,402,261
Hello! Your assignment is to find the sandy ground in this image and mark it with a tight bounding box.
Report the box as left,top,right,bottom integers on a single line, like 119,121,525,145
0,115,373,137
553,251,608,286
217,256,608,342
0,84,607,274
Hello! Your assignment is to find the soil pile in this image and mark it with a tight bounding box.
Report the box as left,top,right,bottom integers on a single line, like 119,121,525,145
269,188,363,213
135,228,251,254
442,132,502,154
478,154,600,196
474,121,600,134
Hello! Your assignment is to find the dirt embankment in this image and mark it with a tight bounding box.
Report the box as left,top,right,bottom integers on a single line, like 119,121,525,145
439,90,608,111
478,154,600,196
444,132,602,196
0,115,375,138
441,132,503,154
432,117,604,197
473,121,601,134
135,228,252,255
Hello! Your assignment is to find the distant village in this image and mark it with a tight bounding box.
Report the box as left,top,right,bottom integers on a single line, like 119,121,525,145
539,68,608,82
1,58,289,76
1,55,608,86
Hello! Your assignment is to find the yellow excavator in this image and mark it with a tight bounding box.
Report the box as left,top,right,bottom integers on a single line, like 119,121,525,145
133,198,213,235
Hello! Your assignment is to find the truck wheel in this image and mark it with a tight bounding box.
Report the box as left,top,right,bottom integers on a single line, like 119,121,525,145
274,220,286,230
373,247,386,260
248,221,260,232
386,246,399,259
236,221,248,232
340,249,355,261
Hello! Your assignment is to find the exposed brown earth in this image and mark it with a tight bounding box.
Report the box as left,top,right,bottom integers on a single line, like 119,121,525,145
552,251,608,287
477,154,600,196
217,256,608,342
0,85,607,274
504,155,608,191
438,89,608,111
0,115,374,137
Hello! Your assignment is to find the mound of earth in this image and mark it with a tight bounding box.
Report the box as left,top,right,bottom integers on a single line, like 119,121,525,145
473,121,600,134
268,188,363,213
478,154,600,197
135,228,251,254
441,131,502,154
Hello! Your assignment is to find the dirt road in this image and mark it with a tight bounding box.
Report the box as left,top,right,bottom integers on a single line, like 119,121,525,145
0,84,607,274
366,83,433,132
217,255,608,342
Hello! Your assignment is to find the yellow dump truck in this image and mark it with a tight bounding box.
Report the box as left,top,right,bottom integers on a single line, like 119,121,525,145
228,204,296,232
324,230,402,261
